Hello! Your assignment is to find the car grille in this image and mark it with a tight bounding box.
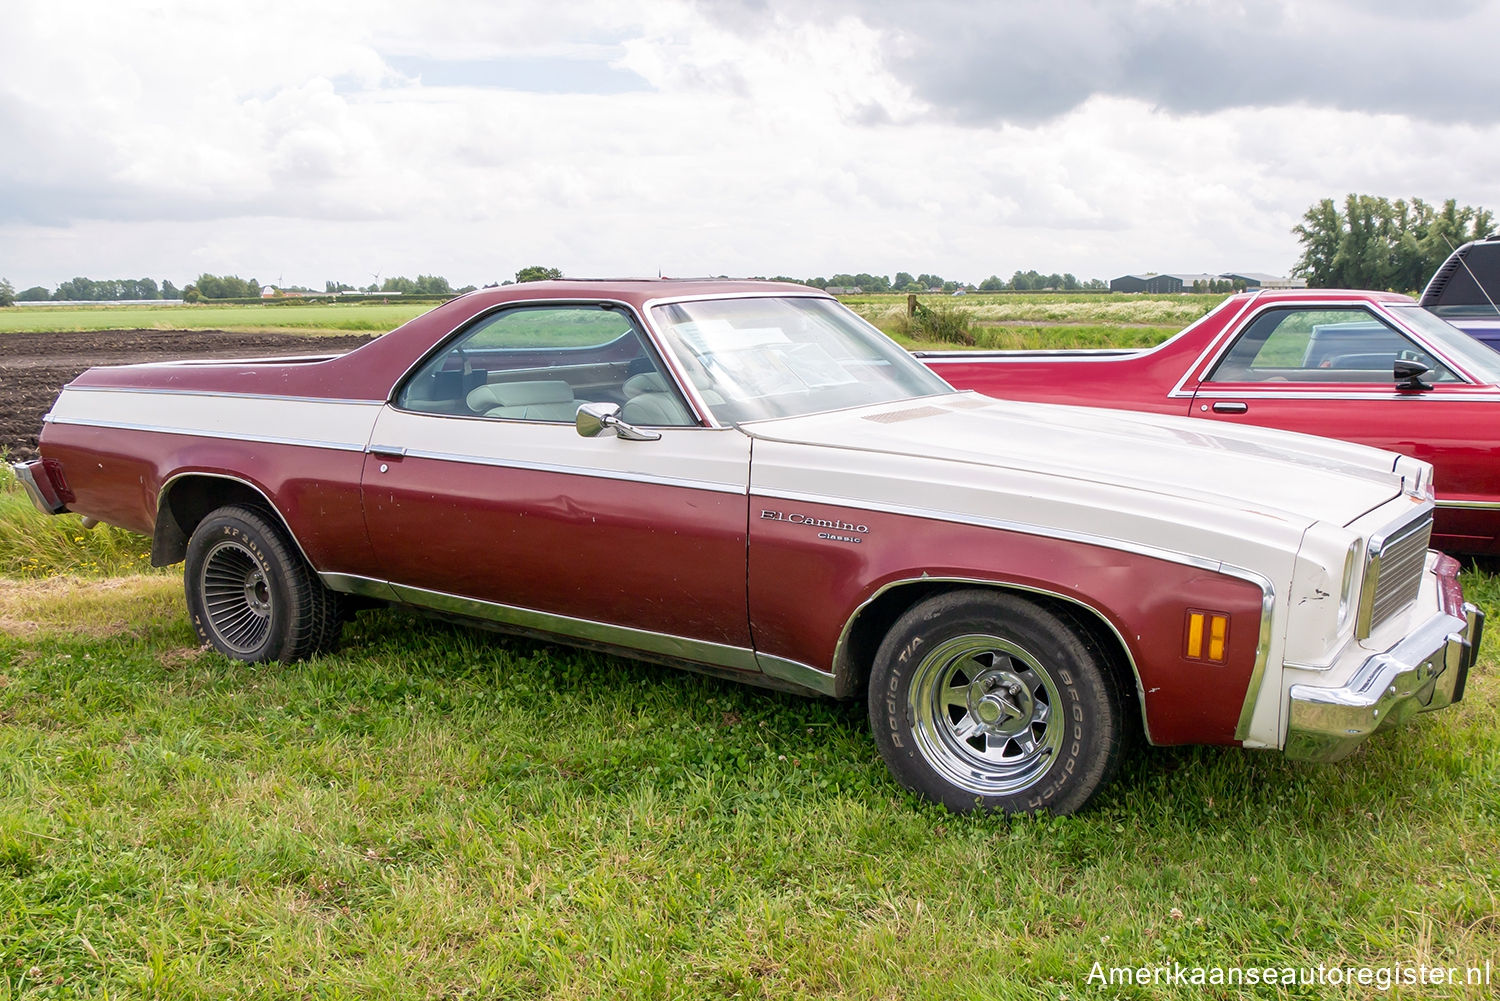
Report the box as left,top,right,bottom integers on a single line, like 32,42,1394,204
1358,509,1433,638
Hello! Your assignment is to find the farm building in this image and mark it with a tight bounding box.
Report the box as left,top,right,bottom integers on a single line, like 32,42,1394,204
1219,272,1307,289
1109,273,1220,293
1110,272,1304,293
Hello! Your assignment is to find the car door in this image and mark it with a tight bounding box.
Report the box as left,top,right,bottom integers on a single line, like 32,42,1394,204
1186,303,1497,548
359,302,755,662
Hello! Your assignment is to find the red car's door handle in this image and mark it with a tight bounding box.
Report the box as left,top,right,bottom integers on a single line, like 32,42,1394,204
1211,401,1248,414
366,444,408,459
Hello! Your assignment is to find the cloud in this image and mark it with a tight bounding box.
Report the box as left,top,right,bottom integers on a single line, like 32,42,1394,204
696,0,1500,125
2,0,1500,291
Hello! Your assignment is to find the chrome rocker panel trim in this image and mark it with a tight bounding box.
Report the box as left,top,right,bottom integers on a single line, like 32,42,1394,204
318,573,839,697
1284,601,1483,763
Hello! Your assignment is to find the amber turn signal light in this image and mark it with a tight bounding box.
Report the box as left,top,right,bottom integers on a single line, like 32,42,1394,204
1185,610,1229,663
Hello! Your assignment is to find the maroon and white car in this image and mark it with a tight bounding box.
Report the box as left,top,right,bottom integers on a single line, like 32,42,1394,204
13,280,1483,814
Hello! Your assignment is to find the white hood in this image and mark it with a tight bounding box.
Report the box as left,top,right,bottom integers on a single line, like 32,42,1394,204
744,393,1411,559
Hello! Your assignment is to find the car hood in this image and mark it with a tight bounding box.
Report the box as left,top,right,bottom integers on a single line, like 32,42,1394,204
742,392,1409,532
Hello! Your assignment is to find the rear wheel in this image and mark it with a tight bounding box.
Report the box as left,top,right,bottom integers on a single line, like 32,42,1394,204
184,504,342,662
869,590,1129,815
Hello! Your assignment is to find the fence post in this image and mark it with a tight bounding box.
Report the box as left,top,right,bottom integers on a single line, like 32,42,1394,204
907,294,917,317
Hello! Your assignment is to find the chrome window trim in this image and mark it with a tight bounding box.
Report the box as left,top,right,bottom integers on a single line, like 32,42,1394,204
44,416,368,453
385,297,716,429
636,290,953,422
377,401,727,432
1190,390,1500,402
54,385,385,406
1165,292,1265,398
1174,297,1480,397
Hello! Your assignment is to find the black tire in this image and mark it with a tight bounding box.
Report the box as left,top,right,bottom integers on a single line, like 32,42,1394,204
868,590,1129,815
183,504,343,663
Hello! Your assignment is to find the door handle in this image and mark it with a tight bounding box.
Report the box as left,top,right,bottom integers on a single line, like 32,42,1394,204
1210,402,1248,414
366,444,408,459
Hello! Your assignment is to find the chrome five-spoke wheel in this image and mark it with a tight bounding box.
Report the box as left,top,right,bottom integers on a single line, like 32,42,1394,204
909,635,1064,796
869,590,1130,815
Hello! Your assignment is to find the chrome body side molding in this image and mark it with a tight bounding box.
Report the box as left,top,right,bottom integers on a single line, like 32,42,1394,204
317,573,837,697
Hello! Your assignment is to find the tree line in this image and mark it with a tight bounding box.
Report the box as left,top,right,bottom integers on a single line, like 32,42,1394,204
1293,194,1493,291
746,270,1106,292
0,266,573,305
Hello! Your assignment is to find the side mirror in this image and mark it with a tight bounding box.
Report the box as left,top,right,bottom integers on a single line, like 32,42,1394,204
1393,358,1432,392
575,402,661,441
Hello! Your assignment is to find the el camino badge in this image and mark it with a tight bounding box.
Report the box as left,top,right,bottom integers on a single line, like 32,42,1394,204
760,509,870,545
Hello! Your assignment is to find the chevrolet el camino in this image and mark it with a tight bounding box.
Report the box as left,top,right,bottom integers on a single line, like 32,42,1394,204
13,280,1483,814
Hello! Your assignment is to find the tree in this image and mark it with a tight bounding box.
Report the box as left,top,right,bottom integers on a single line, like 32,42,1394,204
18,285,49,301
1293,194,1494,290
515,265,562,283
894,271,916,289
192,273,260,298
380,275,454,295
978,275,1006,291
161,280,181,300
0,278,13,307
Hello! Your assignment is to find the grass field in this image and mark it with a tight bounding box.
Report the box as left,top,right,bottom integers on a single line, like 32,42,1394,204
0,302,433,335
0,293,1228,346
2,300,1497,999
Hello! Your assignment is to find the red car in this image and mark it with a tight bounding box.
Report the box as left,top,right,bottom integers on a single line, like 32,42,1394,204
922,289,1500,555
13,281,1482,814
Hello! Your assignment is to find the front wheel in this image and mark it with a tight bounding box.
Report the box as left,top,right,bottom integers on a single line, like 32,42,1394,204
184,504,342,663
869,590,1129,815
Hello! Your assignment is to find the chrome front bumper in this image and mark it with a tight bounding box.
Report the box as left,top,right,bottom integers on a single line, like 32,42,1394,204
1285,558,1483,764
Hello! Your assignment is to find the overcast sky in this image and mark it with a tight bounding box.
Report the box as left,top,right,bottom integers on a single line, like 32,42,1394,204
3,0,1498,290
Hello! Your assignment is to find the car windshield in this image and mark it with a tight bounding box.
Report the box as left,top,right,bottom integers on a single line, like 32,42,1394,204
1386,305,1500,384
649,296,953,423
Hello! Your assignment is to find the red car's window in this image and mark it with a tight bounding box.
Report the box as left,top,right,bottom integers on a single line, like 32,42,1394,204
1207,307,1458,383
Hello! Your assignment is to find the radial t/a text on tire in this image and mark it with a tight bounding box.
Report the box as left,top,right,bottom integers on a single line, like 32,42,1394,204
869,589,1130,815
183,504,342,663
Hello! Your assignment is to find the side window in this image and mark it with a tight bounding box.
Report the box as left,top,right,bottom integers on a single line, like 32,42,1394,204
395,305,698,426
1208,307,1458,383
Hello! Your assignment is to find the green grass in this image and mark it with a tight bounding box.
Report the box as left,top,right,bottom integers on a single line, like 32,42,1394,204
0,463,156,579
0,302,433,335
844,291,1228,330
847,292,1223,352
0,566,1495,999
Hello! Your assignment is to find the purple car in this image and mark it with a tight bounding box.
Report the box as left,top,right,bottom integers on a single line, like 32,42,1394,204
1421,235,1500,353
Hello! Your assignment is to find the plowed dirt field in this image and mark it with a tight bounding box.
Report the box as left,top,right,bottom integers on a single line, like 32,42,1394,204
1,329,375,459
